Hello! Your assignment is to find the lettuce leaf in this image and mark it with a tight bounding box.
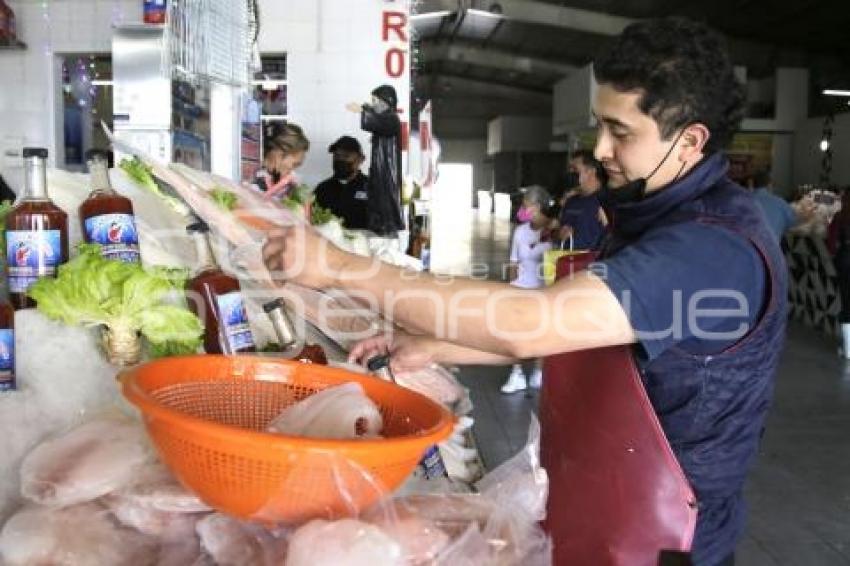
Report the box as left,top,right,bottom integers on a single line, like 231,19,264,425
28,244,203,356
210,187,238,211
119,157,190,216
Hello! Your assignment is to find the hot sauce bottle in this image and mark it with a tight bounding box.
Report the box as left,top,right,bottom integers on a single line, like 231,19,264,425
5,147,68,310
185,221,256,354
79,149,141,263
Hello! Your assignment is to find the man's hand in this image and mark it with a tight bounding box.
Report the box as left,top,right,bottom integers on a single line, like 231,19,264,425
345,102,362,113
262,225,350,289
559,225,574,242
348,332,439,374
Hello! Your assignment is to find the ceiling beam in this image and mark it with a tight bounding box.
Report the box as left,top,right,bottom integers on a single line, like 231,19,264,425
414,0,634,36
420,40,576,77
417,70,554,99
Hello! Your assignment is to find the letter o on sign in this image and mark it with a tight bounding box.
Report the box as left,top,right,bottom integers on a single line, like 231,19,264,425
385,48,406,78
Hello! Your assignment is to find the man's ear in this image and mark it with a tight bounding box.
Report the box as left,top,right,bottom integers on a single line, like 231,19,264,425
679,122,710,162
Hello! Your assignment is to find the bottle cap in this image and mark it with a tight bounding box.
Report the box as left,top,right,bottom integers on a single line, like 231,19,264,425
186,221,210,234
85,149,110,162
263,298,285,313
367,354,390,372
22,147,48,159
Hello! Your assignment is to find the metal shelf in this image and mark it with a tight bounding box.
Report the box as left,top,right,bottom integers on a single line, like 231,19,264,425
0,39,26,50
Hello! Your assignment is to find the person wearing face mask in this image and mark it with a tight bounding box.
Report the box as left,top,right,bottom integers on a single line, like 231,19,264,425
313,136,370,230
558,149,609,250
501,186,556,393
253,122,310,200
346,85,404,236
265,18,784,565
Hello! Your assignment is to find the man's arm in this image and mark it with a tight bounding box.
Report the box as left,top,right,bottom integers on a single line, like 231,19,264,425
262,226,636,360
348,332,518,373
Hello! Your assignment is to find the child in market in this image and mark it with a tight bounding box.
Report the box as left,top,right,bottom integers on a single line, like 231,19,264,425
501,185,558,394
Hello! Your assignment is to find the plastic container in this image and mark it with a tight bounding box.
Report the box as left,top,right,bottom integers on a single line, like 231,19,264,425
119,355,456,523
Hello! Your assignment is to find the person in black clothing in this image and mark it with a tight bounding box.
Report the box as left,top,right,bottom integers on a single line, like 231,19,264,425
313,136,370,230
346,85,404,235
0,172,17,202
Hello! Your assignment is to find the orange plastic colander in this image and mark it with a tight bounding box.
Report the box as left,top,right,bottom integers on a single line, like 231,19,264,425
119,355,455,524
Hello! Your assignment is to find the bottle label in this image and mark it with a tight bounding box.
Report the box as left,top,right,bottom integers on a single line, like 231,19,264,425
84,213,140,263
7,230,62,294
215,291,255,352
0,329,14,392
419,445,448,479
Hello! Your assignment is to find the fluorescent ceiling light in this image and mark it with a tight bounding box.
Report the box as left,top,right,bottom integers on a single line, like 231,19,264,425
91,80,113,86
467,8,504,18
410,10,452,20
823,89,850,97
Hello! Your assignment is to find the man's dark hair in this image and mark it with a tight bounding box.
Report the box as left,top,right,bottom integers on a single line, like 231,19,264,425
594,17,745,153
570,149,609,186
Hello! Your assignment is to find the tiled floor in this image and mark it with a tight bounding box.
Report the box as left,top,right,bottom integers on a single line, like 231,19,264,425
434,208,850,565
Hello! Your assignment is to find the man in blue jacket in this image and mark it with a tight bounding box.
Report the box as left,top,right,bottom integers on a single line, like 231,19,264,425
265,17,786,566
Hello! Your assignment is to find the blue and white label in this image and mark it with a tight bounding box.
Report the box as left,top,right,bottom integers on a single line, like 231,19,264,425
419,445,447,479
0,329,14,391
84,213,140,263
215,291,255,353
6,230,62,294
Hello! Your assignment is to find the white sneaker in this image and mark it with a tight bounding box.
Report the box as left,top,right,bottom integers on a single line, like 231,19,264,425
501,367,527,394
528,368,543,389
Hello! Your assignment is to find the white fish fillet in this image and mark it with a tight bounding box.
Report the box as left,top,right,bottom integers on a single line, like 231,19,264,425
267,382,383,439
19,418,152,507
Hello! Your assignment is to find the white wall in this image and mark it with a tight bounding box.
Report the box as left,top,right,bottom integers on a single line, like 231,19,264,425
793,113,850,188
440,139,490,193
0,0,409,189
258,0,411,187
0,0,140,181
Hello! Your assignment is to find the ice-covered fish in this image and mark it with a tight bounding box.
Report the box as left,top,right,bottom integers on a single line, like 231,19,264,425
113,461,212,514
0,503,156,566
196,513,287,566
286,518,403,566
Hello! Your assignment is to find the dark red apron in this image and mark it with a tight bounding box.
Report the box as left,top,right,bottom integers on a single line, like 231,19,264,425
541,253,697,565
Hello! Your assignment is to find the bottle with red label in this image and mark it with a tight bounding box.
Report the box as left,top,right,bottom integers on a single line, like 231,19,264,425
79,149,141,264
0,298,14,391
0,1,17,45
185,221,255,354
5,148,69,310
143,0,167,25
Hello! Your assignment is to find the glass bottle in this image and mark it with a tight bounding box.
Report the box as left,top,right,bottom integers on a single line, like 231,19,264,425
79,149,141,263
0,298,14,391
262,298,327,364
5,147,69,310
185,221,255,354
